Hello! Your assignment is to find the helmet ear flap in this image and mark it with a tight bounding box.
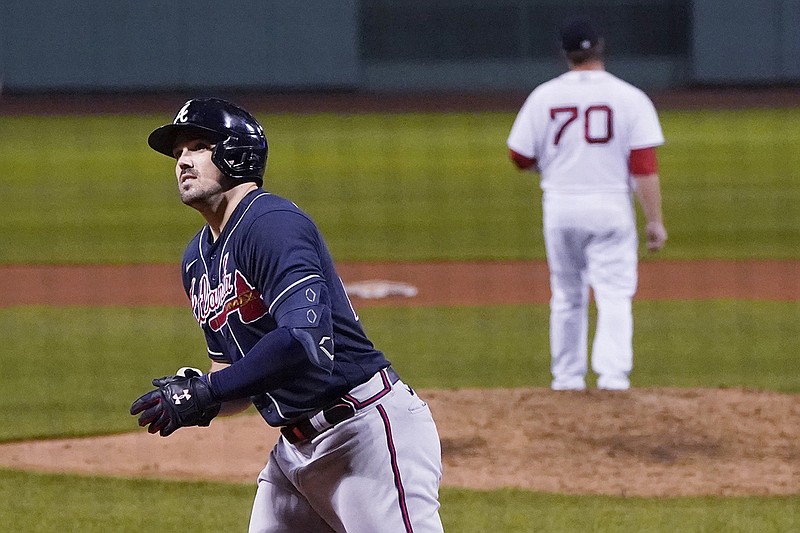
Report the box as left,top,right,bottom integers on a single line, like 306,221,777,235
211,137,267,182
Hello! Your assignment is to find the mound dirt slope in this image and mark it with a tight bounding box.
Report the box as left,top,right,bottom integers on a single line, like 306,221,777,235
1,387,797,497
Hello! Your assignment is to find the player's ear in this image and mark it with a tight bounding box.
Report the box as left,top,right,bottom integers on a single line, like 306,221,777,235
595,37,606,55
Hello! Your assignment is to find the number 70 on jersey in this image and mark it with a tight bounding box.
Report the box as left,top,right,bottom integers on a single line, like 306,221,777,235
550,105,613,145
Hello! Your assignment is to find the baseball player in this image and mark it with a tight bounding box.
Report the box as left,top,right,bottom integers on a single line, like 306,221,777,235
129,97,443,532
506,18,667,391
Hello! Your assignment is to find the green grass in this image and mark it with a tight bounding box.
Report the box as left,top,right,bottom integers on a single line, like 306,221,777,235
1,109,799,263
442,488,800,532
2,301,795,529
0,470,797,533
1,301,797,441
0,307,207,441
0,469,254,532
363,301,800,392
660,109,800,259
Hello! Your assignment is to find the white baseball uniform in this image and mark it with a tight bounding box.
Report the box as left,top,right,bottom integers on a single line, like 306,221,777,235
507,69,664,390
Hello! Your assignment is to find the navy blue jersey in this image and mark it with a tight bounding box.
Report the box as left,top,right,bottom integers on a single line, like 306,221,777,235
181,189,389,426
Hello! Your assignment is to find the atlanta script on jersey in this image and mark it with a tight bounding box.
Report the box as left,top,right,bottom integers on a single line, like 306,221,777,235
181,189,389,426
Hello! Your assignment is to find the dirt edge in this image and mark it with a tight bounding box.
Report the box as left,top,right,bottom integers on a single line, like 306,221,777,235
0,387,797,497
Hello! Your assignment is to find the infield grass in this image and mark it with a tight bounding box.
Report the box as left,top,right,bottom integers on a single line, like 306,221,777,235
1,301,796,531
0,470,797,533
1,301,797,441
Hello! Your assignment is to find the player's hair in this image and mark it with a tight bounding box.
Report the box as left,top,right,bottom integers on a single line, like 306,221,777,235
566,39,605,65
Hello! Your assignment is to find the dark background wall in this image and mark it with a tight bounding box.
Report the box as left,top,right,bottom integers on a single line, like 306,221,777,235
0,0,360,91
691,0,800,84
0,0,797,93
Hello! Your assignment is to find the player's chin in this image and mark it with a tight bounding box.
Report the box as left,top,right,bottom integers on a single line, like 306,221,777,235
179,191,196,205
179,185,205,205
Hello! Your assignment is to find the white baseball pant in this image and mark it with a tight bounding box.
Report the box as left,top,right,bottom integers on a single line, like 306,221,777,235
543,192,638,390
248,371,443,532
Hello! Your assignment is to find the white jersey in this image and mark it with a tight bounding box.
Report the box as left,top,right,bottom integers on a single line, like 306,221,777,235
507,70,664,194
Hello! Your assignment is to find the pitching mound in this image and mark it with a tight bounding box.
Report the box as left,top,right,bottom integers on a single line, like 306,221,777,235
432,386,799,497
0,387,797,497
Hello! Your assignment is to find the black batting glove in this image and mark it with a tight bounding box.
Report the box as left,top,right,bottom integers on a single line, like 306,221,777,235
130,374,221,437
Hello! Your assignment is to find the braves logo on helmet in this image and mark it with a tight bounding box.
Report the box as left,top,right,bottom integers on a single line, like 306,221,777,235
174,102,191,124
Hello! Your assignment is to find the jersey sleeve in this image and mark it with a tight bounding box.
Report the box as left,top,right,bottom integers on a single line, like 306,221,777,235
270,279,335,372
506,92,538,159
239,209,325,310
238,210,335,372
509,149,538,171
629,93,665,150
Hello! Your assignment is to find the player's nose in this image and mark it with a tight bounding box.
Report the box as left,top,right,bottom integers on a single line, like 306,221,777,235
175,149,193,167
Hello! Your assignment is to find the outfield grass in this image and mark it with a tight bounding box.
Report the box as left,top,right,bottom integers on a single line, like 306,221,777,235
1,109,799,263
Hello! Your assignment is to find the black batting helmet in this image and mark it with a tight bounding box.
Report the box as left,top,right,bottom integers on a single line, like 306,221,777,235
148,97,268,183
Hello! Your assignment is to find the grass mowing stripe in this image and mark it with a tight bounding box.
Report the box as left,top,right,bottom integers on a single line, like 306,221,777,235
0,469,253,532
443,487,800,532
0,306,207,440
0,470,797,533
1,109,799,262
360,300,800,392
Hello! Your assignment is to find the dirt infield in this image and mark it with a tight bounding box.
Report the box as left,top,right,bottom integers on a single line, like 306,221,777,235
2,259,800,308
0,259,798,497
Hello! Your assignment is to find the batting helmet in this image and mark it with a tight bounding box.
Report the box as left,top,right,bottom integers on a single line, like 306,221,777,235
148,97,268,182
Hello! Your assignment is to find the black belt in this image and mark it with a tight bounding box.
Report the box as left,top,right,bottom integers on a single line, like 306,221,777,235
281,367,400,444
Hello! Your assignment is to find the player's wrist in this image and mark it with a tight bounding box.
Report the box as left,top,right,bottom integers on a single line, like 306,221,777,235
202,373,221,402
192,375,222,420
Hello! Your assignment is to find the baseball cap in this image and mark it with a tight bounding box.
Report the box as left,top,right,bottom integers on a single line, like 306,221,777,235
560,18,601,52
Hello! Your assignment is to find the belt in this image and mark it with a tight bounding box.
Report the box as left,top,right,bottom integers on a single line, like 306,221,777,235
281,367,400,444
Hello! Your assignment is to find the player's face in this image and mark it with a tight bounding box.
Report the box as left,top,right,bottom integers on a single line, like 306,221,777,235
172,137,231,206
